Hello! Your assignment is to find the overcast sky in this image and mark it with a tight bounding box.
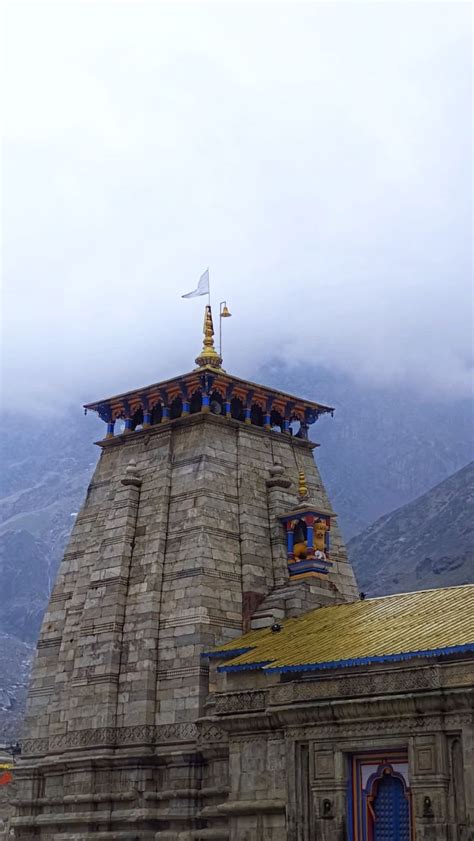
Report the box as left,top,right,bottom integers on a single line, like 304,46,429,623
2,1,472,411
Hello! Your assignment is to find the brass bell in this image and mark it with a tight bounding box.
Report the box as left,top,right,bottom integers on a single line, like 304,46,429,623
221,303,232,318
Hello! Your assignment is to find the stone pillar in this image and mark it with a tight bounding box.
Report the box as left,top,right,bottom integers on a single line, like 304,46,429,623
310,747,347,841
237,426,274,599
63,459,142,732
460,721,474,838
409,732,451,841
286,521,296,561
304,514,315,558
266,464,292,587
225,736,287,841
117,430,173,728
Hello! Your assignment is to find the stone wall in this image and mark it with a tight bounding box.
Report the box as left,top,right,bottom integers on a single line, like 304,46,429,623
13,412,357,839
203,656,474,841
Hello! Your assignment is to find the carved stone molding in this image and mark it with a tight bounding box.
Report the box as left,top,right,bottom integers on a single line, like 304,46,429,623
197,722,228,743
283,712,472,741
215,690,266,715
269,663,474,709
21,720,228,757
230,731,285,745
259,687,474,731
270,667,442,705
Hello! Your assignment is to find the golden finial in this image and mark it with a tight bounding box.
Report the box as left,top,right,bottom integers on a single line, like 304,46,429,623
298,470,308,500
195,305,224,370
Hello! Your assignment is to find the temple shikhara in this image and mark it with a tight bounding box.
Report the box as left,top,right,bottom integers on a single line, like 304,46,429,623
10,306,474,840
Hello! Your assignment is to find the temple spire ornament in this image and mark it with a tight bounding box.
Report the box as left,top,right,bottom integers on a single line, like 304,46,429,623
298,470,309,501
195,305,224,370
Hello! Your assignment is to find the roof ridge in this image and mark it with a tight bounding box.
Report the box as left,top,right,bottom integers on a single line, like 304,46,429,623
363,583,474,601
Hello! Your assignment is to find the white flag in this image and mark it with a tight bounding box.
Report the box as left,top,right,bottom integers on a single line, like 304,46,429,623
182,269,209,298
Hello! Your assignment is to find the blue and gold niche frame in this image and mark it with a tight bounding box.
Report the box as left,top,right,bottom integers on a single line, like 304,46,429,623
279,508,333,580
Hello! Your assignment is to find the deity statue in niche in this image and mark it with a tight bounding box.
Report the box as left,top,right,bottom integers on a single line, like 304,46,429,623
314,519,328,551
287,515,330,562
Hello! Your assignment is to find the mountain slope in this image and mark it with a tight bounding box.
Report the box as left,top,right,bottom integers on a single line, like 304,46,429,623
348,461,474,595
0,411,101,739
259,363,474,538
0,409,102,645
0,632,34,742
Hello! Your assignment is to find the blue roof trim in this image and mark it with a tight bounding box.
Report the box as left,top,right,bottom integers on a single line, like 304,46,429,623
202,647,253,660
215,643,474,674
217,661,272,673
288,559,332,574
264,643,474,674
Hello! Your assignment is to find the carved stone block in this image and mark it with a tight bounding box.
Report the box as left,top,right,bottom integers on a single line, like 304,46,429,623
313,749,335,780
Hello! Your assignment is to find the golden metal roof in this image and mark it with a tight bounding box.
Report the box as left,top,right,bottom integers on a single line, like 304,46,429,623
208,585,474,673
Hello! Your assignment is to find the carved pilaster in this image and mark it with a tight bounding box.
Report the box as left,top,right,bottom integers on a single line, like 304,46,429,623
266,463,292,586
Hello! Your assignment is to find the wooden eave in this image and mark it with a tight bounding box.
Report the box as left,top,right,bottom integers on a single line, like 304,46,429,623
83,368,334,419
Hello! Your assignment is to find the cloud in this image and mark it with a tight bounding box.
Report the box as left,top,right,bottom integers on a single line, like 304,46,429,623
1,2,472,410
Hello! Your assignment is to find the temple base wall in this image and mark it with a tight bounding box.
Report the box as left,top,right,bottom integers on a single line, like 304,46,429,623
11,657,473,840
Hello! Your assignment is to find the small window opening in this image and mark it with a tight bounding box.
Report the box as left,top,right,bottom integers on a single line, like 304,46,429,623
250,403,264,426
270,409,283,432
170,396,183,420
151,404,163,425
189,391,202,414
131,407,144,431
209,390,224,415
231,397,245,422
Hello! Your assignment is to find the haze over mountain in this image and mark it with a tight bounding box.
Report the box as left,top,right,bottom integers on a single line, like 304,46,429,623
3,3,471,414
348,461,474,596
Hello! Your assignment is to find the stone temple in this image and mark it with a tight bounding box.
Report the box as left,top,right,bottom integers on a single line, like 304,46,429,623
11,306,474,840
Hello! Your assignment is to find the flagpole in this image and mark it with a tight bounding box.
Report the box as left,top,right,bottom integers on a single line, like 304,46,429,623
219,303,222,357
208,268,211,309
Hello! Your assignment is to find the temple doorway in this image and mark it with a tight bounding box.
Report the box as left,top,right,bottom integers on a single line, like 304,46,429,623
371,772,410,841
350,751,413,841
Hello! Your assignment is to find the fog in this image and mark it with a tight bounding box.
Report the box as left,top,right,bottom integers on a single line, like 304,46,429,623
1,2,472,411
